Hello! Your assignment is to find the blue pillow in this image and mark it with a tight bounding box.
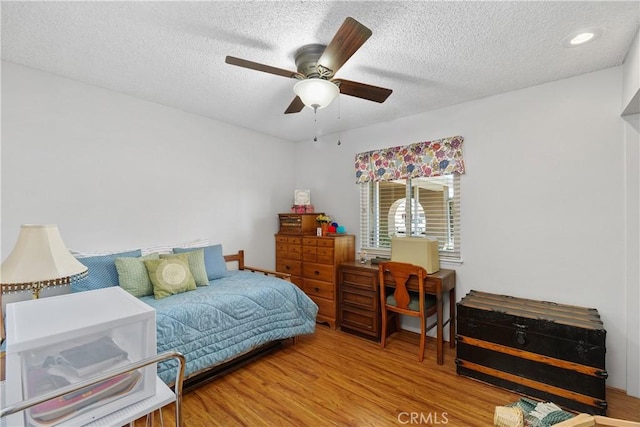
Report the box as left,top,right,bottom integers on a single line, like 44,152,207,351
71,249,142,293
173,244,227,280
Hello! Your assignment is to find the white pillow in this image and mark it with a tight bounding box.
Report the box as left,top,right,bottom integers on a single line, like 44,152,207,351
140,238,210,256
70,248,138,258
72,238,210,258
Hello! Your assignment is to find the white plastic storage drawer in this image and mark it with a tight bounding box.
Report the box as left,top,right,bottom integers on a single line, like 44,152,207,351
4,287,156,427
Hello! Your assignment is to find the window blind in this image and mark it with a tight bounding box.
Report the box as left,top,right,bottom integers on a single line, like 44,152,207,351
359,174,461,262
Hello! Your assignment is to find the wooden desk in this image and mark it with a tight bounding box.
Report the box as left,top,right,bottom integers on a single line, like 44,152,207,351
338,261,456,365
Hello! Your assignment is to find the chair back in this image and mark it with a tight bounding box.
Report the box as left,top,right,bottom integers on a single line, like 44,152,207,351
378,261,427,316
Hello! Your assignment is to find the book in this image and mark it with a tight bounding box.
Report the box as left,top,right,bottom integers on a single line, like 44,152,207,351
57,336,128,377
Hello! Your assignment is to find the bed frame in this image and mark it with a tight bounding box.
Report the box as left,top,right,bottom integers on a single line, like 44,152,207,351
223,250,291,280
180,250,296,392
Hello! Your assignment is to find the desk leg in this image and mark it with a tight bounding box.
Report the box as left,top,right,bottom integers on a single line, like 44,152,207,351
449,288,456,348
436,294,444,365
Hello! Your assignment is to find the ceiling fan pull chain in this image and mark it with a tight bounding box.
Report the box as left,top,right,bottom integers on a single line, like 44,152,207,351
313,107,318,142
337,96,342,146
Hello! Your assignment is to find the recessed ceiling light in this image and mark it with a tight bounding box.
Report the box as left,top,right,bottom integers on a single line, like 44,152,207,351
562,27,604,48
570,32,595,45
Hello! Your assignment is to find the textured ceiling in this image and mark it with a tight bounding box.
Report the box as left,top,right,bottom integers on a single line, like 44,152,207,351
2,1,639,142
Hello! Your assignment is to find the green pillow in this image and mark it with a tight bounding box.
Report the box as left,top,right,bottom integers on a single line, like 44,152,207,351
144,254,196,299
115,253,160,297
160,249,208,286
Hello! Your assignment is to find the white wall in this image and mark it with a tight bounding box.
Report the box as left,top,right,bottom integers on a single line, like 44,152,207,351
294,66,635,391
624,113,640,397
622,28,639,115
622,28,640,398
1,61,295,269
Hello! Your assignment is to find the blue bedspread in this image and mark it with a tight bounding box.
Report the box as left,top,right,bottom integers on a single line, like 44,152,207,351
139,270,317,384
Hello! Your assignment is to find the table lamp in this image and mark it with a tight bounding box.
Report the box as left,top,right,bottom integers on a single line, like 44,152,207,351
0,224,88,299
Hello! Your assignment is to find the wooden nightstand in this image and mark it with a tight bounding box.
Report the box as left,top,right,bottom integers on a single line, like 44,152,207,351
338,261,384,341
338,261,456,365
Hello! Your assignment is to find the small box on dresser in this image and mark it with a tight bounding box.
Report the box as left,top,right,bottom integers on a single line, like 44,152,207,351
278,213,321,235
456,290,607,415
4,287,156,427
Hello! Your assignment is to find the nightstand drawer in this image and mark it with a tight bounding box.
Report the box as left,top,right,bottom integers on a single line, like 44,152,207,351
340,306,377,336
303,263,334,282
341,285,376,311
303,278,334,300
341,269,378,291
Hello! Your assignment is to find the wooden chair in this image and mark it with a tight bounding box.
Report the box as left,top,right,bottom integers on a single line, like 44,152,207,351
378,261,438,362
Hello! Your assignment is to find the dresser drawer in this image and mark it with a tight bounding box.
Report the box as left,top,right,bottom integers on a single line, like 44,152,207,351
311,296,336,319
316,247,334,263
290,275,303,288
316,239,334,248
302,246,317,255
303,263,334,282
275,235,288,244
287,245,302,257
276,235,302,245
303,248,334,264
341,284,377,311
277,248,302,261
276,259,302,276
303,278,334,300
302,237,318,246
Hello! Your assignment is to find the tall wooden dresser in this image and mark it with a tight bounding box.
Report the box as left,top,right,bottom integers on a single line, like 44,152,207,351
276,234,354,328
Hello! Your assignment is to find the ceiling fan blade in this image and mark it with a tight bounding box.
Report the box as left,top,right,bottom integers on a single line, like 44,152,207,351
225,56,302,79
317,17,372,76
334,79,392,103
284,96,305,114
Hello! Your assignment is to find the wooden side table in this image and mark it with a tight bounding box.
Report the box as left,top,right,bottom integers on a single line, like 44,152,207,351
338,261,456,365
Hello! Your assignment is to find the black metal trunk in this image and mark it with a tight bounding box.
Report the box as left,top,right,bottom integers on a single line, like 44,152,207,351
456,290,607,415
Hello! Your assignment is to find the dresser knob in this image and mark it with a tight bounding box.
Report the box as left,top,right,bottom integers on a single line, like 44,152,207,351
314,271,320,275
314,287,320,292
285,265,290,270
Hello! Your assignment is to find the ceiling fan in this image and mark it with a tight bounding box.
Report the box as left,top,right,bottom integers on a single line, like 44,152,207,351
225,17,393,114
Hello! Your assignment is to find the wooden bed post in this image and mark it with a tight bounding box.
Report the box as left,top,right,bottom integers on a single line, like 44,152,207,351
237,250,244,270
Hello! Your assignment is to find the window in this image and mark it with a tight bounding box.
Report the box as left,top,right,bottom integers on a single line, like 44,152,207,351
359,174,461,262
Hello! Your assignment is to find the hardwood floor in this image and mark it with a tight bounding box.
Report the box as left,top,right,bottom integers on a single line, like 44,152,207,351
139,326,640,426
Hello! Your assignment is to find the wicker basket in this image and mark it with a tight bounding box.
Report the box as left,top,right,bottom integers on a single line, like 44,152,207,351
495,406,525,427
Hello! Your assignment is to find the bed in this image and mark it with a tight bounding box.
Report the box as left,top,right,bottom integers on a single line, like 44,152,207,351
144,251,318,389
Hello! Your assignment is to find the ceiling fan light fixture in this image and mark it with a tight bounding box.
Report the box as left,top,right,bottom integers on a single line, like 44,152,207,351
294,79,339,110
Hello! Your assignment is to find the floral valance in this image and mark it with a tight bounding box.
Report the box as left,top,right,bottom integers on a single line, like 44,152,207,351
355,135,465,183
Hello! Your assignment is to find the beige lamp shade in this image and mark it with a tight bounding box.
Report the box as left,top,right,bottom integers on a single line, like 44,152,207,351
293,78,339,110
1,224,87,285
